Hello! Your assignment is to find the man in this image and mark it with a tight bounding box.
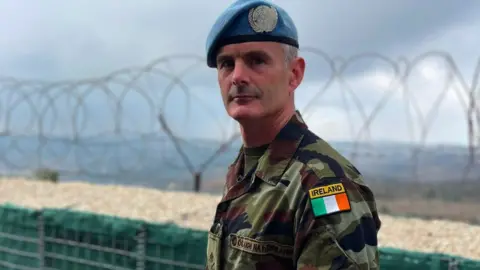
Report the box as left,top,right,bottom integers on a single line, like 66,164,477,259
204,0,381,269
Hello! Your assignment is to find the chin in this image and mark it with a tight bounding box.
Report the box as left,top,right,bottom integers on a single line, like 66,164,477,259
227,104,263,121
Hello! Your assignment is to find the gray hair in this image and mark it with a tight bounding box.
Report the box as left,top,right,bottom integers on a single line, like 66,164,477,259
282,44,298,66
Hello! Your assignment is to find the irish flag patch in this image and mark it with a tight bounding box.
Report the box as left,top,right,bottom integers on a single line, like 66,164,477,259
308,183,351,217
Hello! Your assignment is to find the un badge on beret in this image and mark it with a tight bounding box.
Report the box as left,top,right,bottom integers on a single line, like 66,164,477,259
248,5,278,33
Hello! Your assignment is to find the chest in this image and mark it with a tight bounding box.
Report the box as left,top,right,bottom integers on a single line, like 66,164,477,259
207,180,299,270
221,186,296,240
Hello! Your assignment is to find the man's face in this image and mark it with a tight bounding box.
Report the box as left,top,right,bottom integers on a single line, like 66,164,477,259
215,42,303,121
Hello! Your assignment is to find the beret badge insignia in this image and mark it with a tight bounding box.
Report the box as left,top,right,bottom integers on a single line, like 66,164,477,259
248,5,278,33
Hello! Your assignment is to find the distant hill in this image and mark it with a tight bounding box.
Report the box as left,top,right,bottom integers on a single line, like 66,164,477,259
0,134,477,191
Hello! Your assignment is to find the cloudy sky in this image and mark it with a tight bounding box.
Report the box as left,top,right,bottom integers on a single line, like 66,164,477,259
0,0,479,147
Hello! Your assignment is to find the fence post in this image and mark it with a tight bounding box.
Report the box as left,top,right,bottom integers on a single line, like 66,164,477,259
37,210,45,269
439,256,460,270
194,172,201,193
136,224,146,270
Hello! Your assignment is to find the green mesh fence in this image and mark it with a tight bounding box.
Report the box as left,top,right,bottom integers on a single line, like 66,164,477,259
0,203,478,270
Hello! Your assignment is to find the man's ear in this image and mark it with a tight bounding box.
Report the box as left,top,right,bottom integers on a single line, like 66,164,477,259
289,57,306,93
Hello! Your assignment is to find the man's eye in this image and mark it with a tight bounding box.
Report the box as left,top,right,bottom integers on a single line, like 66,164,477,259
251,58,266,65
219,60,234,69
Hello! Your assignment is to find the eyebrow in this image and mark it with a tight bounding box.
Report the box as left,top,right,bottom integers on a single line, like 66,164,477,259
216,50,271,64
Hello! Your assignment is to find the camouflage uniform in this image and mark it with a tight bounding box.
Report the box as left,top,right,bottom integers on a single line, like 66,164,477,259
206,111,381,269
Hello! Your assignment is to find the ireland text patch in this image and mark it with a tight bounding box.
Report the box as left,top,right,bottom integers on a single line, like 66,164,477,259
308,183,351,217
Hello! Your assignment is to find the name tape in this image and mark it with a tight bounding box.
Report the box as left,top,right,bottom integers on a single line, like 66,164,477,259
230,234,293,258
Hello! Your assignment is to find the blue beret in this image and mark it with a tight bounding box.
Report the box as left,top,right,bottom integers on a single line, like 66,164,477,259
205,0,299,68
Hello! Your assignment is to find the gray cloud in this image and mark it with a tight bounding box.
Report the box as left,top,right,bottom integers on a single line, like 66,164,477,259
1,0,478,79
286,0,480,53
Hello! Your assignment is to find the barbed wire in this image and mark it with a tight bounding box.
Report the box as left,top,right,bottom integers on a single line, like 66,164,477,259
0,49,478,191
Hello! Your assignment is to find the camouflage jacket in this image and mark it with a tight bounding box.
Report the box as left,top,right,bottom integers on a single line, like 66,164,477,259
206,111,381,270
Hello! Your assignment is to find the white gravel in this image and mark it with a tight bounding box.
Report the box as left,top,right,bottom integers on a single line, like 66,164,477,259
0,178,479,261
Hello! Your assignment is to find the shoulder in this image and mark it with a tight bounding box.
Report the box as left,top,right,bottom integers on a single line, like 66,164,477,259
286,128,381,234
286,129,381,268
296,129,362,181
293,128,372,194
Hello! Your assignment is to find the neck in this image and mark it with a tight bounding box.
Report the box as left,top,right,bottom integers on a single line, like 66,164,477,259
239,107,295,148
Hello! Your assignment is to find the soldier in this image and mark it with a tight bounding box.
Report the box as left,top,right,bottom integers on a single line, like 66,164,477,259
205,0,381,269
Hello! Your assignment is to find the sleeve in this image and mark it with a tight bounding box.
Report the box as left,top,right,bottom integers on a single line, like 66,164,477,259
293,173,381,270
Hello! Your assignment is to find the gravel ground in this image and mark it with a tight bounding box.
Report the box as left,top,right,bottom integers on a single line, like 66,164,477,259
1,178,479,261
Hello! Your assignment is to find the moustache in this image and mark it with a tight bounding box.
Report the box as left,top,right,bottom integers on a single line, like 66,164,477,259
228,85,262,101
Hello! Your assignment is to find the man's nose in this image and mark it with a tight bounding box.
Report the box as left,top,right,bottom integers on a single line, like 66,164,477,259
231,61,249,86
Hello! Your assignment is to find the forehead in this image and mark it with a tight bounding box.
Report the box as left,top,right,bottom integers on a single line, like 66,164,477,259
217,42,284,59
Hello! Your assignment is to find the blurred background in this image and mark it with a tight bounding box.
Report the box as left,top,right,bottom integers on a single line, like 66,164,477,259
0,0,480,263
